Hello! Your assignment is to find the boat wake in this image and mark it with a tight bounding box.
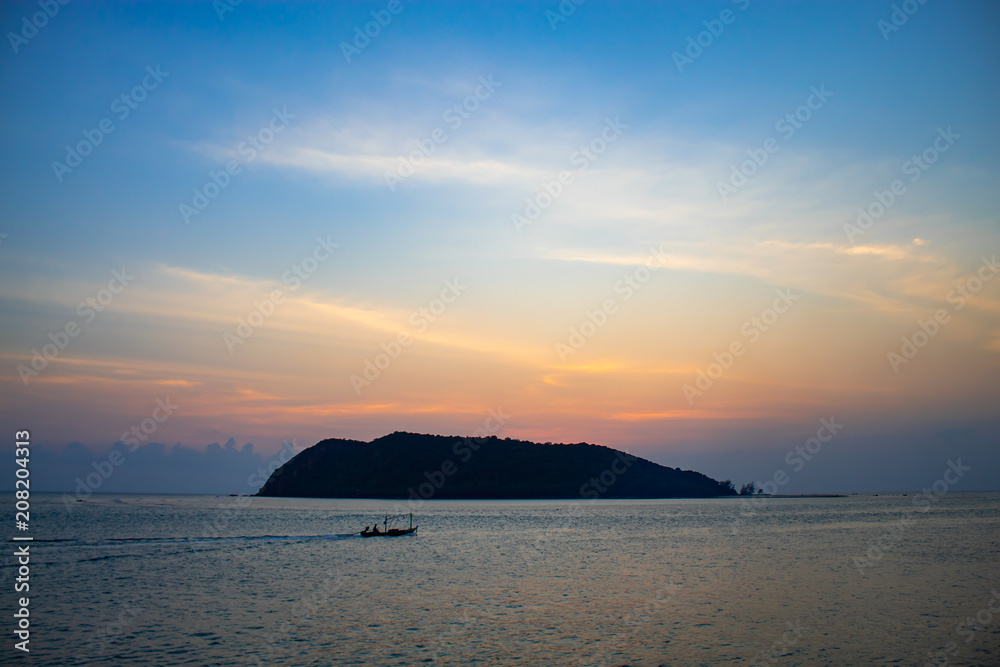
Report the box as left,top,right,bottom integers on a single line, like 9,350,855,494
13,534,359,547
12,533,363,565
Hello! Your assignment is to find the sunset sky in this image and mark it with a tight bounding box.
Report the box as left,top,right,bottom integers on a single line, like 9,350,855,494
2,0,998,493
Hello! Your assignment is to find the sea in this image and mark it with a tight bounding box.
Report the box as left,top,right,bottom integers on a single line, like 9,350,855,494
5,492,999,666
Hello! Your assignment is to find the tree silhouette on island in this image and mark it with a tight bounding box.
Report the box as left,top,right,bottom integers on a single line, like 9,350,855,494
256,431,740,500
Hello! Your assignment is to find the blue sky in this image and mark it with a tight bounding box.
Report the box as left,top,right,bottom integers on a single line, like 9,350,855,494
2,0,999,493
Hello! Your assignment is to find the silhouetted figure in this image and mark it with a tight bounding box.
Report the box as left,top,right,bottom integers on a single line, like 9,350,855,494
372,525,380,534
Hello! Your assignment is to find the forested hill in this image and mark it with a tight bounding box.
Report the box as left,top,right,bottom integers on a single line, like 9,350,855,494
256,431,736,499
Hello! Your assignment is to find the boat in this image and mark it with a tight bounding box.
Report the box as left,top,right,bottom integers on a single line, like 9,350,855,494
360,513,418,538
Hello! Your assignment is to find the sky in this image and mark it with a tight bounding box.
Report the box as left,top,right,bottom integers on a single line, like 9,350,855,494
1,0,998,494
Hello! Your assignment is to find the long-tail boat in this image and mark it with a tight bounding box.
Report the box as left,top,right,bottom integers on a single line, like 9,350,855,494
360,513,417,537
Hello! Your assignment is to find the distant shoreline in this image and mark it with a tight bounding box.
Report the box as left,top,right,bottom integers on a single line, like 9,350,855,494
754,493,847,498
19,491,1000,498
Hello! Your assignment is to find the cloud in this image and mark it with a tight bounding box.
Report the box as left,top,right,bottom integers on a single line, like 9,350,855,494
188,108,557,189
25,438,294,495
260,144,549,187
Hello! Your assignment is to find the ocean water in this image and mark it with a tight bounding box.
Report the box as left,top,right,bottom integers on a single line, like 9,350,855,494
6,492,999,666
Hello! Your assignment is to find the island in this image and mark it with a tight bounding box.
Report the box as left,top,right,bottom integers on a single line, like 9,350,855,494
256,431,737,499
